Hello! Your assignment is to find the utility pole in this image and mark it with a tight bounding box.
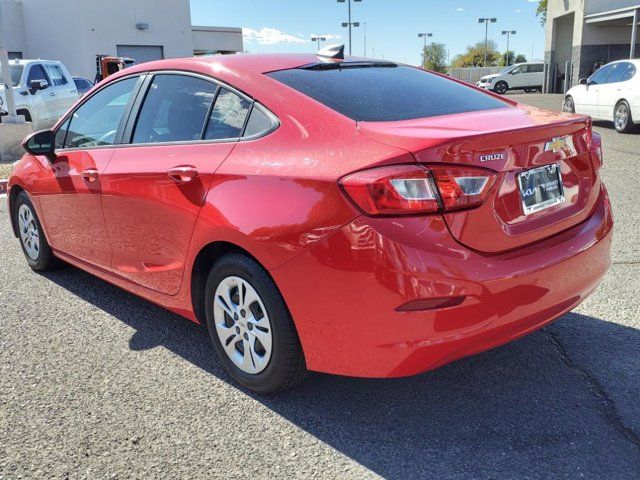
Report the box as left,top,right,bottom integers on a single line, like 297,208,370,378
418,32,432,68
478,17,497,67
311,36,326,51
502,30,516,66
338,0,362,55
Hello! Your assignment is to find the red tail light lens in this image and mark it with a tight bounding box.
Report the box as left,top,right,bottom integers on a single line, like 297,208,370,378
340,164,497,216
591,131,603,169
430,166,496,211
340,165,440,215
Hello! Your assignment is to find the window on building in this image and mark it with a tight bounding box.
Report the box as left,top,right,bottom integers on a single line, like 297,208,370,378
204,88,252,140
44,64,69,86
132,74,218,144
64,77,138,149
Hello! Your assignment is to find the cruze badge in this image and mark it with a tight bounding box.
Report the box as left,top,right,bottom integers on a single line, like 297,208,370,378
479,152,506,162
545,136,568,153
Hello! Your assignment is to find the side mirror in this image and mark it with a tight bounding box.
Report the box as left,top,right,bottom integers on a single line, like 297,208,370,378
29,80,48,94
579,78,588,85
23,130,56,159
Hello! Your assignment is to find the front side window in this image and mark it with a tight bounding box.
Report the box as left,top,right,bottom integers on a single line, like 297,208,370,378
204,88,251,140
64,77,138,149
26,65,49,87
588,64,614,85
268,64,508,122
132,74,218,144
44,64,68,86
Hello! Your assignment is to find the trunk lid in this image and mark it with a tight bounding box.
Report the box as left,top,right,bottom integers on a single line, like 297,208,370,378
358,105,601,253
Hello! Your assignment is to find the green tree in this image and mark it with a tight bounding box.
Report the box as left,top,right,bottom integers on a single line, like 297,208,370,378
536,0,548,27
422,42,448,73
451,40,500,68
500,51,515,67
514,54,527,63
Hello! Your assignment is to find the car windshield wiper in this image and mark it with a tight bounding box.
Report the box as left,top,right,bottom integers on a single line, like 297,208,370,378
300,61,398,71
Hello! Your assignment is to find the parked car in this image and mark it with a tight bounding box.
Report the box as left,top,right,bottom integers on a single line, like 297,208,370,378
563,59,640,133
0,59,79,129
73,76,93,96
476,62,544,94
8,53,612,394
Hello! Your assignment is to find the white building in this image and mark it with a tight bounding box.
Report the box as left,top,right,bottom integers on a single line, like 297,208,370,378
544,0,640,92
0,0,243,80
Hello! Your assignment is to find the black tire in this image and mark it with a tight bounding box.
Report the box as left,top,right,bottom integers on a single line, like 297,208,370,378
524,88,535,93
562,96,575,113
204,253,307,394
613,100,637,133
494,81,508,95
13,191,61,271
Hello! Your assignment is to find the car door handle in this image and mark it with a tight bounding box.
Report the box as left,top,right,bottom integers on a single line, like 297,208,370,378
168,165,198,182
49,91,56,96
80,168,98,182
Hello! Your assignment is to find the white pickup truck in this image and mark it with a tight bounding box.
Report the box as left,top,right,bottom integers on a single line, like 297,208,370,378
0,59,79,130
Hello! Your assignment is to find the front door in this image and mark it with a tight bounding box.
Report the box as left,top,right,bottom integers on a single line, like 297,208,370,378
582,63,614,117
37,76,141,269
101,73,252,295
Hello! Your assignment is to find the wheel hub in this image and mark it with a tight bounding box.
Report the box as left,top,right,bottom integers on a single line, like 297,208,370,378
213,276,273,374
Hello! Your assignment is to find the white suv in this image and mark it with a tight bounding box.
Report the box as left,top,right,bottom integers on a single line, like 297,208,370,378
476,62,544,95
0,59,79,130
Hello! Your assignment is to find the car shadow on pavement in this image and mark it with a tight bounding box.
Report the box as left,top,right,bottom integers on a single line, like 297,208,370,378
42,266,640,479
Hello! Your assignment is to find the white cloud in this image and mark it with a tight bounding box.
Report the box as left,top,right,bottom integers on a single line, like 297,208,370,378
243,27,309,45
515,8,522,12
310,33,342,40
456,7,464,11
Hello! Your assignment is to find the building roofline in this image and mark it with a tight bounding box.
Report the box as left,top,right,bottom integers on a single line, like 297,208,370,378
191,25,242,33
585,5,640,23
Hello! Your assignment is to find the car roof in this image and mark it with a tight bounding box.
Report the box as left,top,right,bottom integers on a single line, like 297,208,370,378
602,58,640,67
10,59,62,66
122,53,366,76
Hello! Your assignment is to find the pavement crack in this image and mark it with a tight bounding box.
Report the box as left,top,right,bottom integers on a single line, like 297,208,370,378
542,327,640,450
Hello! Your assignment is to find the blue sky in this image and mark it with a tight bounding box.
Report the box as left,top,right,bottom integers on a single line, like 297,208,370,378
190,0,545,65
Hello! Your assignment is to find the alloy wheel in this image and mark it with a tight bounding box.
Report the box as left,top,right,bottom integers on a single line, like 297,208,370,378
615,103,629,131
562,98,574,113
213,275,273,374
18,204,40,261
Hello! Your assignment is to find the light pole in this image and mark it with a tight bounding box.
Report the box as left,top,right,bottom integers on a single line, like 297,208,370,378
418,32,432,68
311,36,326,51
502,30,516,66
338,0,362,55
364,22,367,57
478,17,497,67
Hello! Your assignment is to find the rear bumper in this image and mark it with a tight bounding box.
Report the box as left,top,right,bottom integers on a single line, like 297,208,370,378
272,185,613,377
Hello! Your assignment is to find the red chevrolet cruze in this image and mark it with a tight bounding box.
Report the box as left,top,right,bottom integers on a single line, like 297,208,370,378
8,53,612,393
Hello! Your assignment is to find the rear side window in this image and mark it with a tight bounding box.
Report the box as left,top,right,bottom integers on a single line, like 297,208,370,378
243,106,274,138
44,64,68,86
608,62,636,83
132,74,218,144
268,65,508,122
621,63,636,82
527,64,544,73
204,88,251,140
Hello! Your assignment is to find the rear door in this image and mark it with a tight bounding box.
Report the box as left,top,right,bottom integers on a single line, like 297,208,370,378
37,75,141,269
597,62,635,119
43,63,77,123
101,73,252,295
526,63,544,87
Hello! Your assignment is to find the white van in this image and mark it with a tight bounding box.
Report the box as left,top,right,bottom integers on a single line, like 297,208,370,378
476,62,544,95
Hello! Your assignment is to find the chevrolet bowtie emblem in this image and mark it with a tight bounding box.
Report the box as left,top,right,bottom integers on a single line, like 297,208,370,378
545,136,568,153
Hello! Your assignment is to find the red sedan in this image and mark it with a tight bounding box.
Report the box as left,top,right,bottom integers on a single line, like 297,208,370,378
8,52,612,393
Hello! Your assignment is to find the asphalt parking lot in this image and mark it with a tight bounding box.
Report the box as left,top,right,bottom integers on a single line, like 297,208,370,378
1,94,639,479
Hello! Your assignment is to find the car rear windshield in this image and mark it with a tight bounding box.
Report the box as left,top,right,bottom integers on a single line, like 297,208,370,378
267,64,509,122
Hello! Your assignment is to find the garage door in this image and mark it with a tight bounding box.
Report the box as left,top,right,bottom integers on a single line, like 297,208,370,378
116,45,164,65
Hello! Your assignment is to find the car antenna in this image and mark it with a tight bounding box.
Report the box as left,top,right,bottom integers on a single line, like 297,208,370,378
317,44,345,60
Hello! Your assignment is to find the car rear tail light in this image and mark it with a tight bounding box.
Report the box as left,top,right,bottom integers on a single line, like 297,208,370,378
340,165,440,215
430,166,496,211
340,164,496,216
591,131,603,169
